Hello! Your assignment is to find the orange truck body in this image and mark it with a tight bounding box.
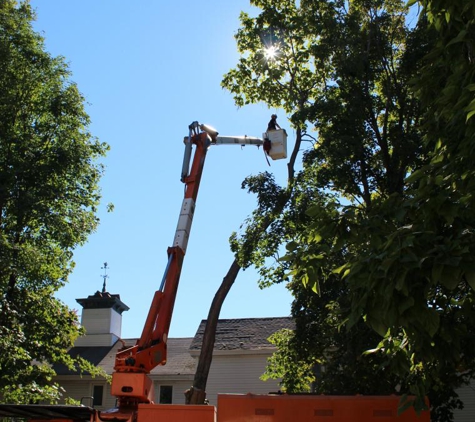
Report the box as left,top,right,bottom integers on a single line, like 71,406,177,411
2,394,429,422
216,394,430,422
137,403,217,422
97,394,429,422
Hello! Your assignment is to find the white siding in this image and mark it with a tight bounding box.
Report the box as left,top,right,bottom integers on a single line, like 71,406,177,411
58,380,113,410
81,309,113,334
110,309,122,337
204,353,281,406
454,382,475,422
102,383,117,410
57,381,91,405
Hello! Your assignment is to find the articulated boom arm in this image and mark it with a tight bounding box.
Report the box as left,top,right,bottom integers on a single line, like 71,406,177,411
111,123,211,408
109,122,275,410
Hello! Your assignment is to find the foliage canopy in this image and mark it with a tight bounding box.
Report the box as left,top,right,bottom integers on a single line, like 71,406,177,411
223,0,475,419
0,0,109,402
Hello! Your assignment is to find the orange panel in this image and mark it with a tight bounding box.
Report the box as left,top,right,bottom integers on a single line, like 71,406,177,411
217,394,430,422
111,372,154,403
137,404,216,422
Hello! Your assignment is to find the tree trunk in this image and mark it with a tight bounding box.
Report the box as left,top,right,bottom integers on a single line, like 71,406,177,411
185,259,241,404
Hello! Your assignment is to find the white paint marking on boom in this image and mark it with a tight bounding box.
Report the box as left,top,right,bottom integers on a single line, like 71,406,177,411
173,198,195,253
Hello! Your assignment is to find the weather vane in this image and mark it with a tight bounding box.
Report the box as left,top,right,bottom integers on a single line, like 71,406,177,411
101,262,109,293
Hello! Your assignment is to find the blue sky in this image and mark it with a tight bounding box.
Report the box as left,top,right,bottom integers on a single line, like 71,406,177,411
30,0,294,339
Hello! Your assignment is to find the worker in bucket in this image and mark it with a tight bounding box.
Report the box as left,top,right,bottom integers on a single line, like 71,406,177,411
267,114,281,131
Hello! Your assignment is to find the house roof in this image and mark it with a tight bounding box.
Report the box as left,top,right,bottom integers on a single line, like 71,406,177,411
54,346,113,376
189,317,294,352
56,317,293,377
76,291,129,314
152,338,196,376
65,338,197,376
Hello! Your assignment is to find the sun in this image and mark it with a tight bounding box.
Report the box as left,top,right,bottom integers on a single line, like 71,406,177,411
264,44,279,61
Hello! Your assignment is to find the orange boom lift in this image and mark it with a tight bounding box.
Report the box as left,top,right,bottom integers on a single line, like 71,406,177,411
100,121,286,421
0,122,430,422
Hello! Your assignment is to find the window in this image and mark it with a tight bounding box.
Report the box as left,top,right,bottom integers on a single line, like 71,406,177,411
92,385,104,407
159,385,173,404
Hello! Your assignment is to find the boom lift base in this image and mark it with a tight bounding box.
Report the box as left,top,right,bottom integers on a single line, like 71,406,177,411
110,373,154,404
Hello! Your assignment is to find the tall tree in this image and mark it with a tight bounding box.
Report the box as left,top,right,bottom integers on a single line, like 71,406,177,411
328,0,475,412
253,0,475,418
0,0,108,403
213,0,472,420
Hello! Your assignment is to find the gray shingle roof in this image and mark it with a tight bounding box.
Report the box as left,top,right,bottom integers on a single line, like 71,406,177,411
94,338,196,376
189,317,294,351
53,346,112,376
56,317,294,376
152,338,196,376
76,291,129,314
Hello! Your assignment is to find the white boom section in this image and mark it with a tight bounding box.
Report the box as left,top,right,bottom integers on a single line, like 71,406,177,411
173,197,195,253
212,135,264,146
214,132,288,161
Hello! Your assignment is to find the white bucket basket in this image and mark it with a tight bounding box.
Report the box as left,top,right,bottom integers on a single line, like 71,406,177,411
264,129,287,160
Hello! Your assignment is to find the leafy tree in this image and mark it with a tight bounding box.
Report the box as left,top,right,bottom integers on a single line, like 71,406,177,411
261,329,316,393
187,0,317,403
218,0,474,420
0,0,108,403
282,0,475,413
328,0,475,412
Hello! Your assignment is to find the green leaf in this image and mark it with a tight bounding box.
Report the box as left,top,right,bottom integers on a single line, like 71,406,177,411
398,297,415,315
466,110,475,122
440,266,461,290
432,264,444,283
465,270,475,290
332,263,349,275
312,233,323,243
464,98,475,113
306,205,321,217
286,241,298,251
423,309,440,337
311,280,320,294
446,29,467,46
405,169,424,184
395,268,409,294
367,316,389,337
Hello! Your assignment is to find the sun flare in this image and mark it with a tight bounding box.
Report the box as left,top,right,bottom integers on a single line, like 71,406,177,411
264,45,279,60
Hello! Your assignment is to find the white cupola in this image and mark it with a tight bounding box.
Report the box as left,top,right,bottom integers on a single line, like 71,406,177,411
74,263,129,346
